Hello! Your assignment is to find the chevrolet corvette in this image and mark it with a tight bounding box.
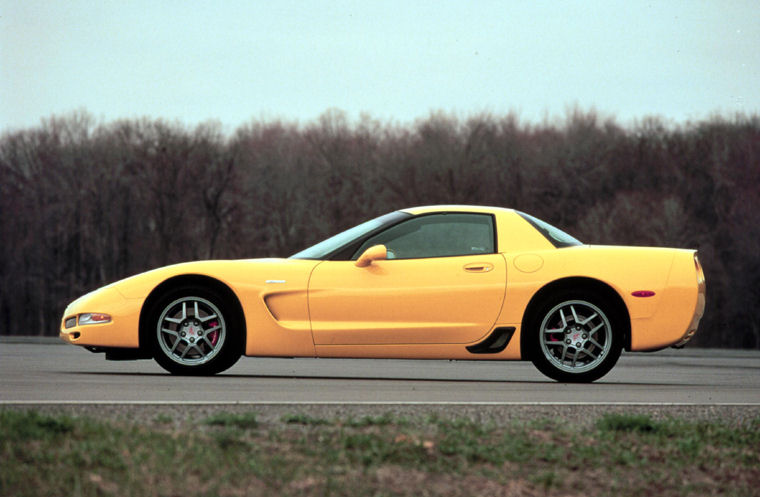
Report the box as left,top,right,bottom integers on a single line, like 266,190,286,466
60,205,706,382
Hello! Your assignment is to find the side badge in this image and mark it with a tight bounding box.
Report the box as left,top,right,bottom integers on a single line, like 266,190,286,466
265,280,287,284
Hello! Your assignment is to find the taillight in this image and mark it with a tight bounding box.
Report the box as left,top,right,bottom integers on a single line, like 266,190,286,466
694,254,705,288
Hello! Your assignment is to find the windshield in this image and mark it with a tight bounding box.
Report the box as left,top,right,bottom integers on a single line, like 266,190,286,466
516,211,582,248
290,211,410,260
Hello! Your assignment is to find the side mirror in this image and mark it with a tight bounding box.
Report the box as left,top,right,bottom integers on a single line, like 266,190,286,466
354,244,387,267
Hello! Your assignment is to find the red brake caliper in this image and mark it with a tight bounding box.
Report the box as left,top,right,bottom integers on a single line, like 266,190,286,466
549,319,560,341
208,321,220,346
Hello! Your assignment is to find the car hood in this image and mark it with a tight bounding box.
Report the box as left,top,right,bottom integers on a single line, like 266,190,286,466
94,258,321,300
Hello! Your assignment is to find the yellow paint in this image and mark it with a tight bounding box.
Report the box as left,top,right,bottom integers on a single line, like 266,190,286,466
308,254,506,345
59,287,142,348
60,206,705,360
513,254,544,273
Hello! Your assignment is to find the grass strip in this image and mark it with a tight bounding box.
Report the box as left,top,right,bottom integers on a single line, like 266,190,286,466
2,409,758,496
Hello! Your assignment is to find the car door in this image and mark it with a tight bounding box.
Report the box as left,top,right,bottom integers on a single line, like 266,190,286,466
308,213,507,345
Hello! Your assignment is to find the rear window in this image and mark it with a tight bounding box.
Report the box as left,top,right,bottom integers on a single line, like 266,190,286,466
516,211,582,248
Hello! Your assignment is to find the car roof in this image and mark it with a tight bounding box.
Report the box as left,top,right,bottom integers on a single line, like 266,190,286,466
400,205,515,216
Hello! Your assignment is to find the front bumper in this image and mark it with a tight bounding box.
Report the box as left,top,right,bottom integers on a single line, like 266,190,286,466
60,287,142,348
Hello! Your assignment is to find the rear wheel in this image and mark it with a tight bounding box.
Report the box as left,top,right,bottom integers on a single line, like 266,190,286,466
528,292,622,382
150,287,242,375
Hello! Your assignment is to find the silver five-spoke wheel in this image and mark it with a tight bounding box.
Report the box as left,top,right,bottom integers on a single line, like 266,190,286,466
539,300,612,374
529,291,623,383
149,285,243,375
157,296,227,366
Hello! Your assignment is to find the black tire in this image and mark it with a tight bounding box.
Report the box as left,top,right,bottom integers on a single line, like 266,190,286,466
149,285,243,375
527,291,623,382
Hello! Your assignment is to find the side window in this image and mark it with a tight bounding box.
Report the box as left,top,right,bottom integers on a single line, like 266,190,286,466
352,213,495,260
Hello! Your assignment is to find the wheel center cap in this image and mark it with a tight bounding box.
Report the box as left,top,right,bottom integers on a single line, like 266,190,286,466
183,324,195,337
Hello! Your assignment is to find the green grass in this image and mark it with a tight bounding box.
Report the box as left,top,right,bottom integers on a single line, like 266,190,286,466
597,412,660,433
202,411,259,429
2,410,758,497
0,409,75,441
153,413,173,425
344,412,402,427
282,413,332,426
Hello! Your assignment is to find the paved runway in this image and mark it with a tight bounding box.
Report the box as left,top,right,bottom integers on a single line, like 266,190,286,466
1,341,759,404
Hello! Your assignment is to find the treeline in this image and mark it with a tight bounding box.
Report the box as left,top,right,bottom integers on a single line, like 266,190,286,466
1,110,758,348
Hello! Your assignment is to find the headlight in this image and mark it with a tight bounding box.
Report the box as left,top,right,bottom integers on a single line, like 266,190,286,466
78,313,112,325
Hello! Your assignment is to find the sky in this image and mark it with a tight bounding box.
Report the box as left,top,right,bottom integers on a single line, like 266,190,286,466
2,1,759,132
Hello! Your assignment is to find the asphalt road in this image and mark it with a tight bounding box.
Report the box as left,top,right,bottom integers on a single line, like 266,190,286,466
1,340,759,405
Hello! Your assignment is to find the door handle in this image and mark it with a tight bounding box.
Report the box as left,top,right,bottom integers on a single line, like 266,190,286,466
463,262,494,273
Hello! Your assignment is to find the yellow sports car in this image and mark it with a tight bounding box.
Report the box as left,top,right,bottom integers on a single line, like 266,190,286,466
60,205,706,382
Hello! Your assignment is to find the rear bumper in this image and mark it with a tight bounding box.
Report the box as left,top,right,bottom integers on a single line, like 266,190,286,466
630,252,705,351
672,255,706,348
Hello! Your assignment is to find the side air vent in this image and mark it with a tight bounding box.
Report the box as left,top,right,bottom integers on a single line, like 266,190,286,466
466,327,516,354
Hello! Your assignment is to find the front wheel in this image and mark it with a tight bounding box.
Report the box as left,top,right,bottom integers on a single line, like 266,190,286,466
150,287,243,375
528,293,623,382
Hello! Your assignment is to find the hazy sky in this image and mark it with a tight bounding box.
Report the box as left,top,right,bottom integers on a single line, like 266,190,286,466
2,1,758,131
